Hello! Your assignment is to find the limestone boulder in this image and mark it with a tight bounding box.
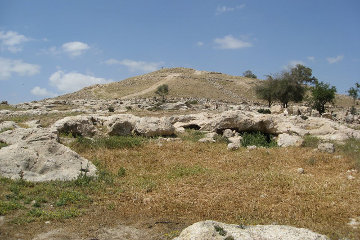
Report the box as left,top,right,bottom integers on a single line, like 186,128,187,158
0,121,18,132
102,114,139,136
174,220,329,240
52,115,99,137
270,105,283,114
317,143,335,153
0,128,96,182
277,133,303,147
134,117,175,137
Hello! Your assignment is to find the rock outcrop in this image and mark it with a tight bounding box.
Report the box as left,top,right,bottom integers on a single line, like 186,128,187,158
0,128,96,181
174,220,329,240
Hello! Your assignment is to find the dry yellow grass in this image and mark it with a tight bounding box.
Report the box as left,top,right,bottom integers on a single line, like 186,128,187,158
71,141,360,239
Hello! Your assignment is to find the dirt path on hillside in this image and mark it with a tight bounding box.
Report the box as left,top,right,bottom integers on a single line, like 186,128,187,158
121,73,180,99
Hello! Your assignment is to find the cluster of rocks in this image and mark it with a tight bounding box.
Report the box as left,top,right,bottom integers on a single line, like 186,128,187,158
1,108,359,182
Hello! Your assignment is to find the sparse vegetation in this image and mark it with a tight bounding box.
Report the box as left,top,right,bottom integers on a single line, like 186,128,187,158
348,82,360,105
69,136,146,153
1,140,360,239
337,138,360,170
178,129,205,142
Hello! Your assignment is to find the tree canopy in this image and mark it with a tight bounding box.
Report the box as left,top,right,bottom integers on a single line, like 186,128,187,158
290,64,318,84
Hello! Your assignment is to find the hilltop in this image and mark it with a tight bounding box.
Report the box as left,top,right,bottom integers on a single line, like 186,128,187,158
57,68,260,103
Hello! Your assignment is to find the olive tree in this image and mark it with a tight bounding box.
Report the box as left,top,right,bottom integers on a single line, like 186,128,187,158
311,81,337,114
255,77,277,107
155,84,169,102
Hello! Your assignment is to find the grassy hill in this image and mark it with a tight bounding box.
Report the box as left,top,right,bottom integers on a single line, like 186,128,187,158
57,68,260,103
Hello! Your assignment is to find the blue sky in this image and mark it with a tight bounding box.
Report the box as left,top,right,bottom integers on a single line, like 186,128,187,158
0,0,359,103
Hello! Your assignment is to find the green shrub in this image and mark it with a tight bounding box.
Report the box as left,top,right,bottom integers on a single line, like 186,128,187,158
108,106,115,112
257,109,271,114
0,142,8,149
241,132,277,148
301,135,320,148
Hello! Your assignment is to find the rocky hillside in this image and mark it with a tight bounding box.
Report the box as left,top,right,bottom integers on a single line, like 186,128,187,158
57,68,260,103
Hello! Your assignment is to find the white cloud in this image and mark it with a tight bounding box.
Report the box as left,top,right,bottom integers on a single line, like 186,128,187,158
326,55,344,64
216,6,235,15
49,70,112,93
0,31,29,53
62,41,90,56
30,86,57,97
283,60,305,70
0,57,40,80
216,4,245,15
105,58,164,72
214,35,252,49
307,56,315,62
197,41,204,46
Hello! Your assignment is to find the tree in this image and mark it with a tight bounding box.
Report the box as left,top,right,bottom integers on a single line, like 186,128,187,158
348,82,360,104
243,70,257,79
273,72,306,108
311,81,336,114
155,84,169,102
290,64,317,84
255,77,277,107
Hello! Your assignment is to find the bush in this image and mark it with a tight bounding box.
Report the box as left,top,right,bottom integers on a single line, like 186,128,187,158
241,132,277,148
108,106,115,112
257,109,271,114
301,135,320,148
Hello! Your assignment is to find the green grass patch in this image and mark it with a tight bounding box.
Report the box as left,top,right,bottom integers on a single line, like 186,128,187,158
70,136,146,153
302,135,320,148
168,164,207,179
55,191,89,207
179,129,205,142
0,200,24,215
241,132,277,148
27,208,81,221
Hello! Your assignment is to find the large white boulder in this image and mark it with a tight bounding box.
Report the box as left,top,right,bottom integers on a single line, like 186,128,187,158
277,133,303,147
134,117,175,137
102,114,139,136
0,128,96,182
174,220,329,240
52,115,100,137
